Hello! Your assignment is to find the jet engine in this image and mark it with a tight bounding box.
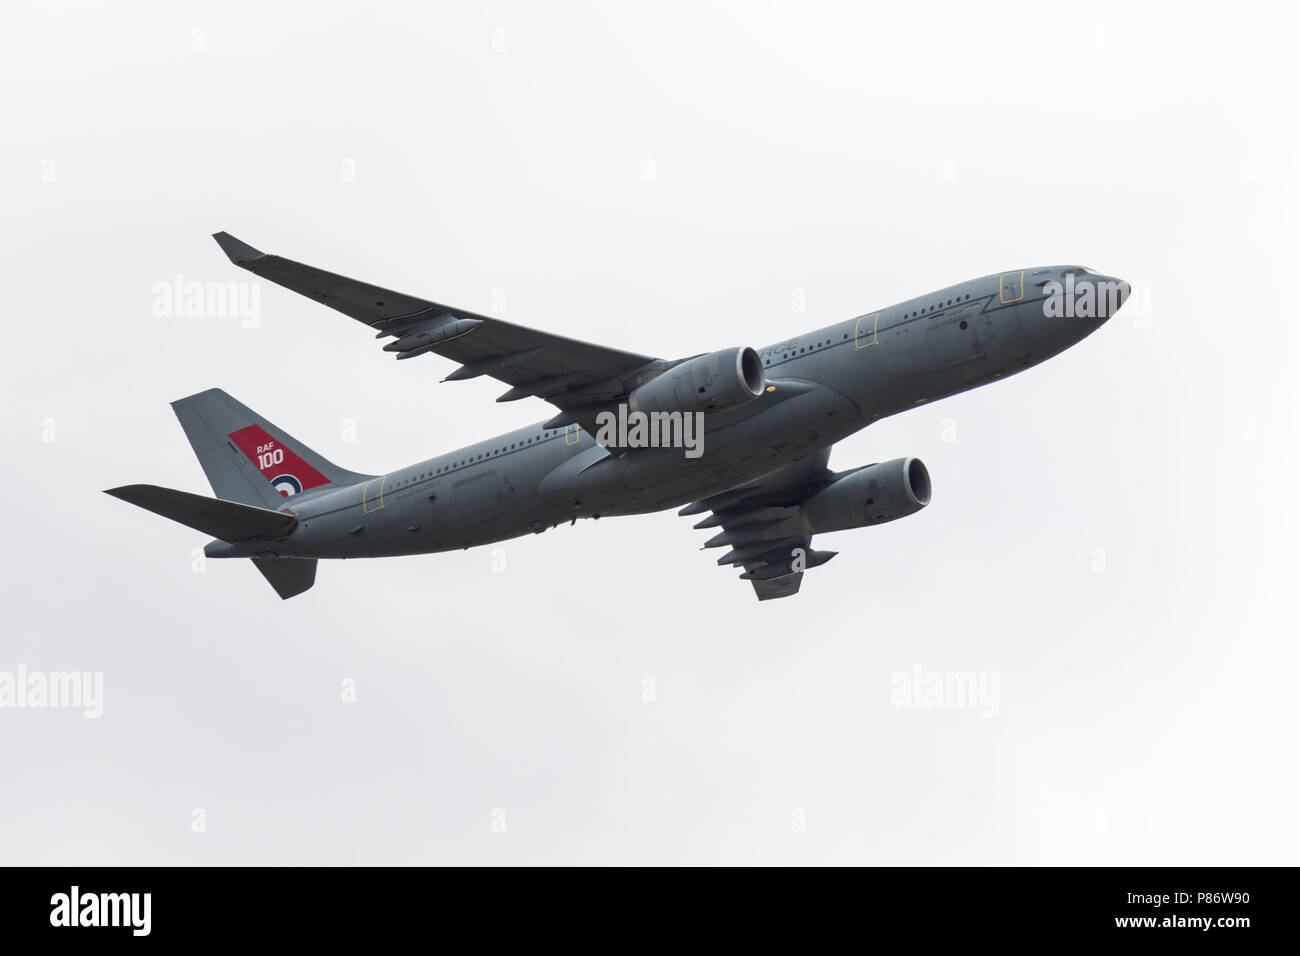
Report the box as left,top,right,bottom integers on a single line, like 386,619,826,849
628,346,766,415
802,457,931,534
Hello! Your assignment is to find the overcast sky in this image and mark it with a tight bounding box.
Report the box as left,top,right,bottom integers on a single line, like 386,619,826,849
2,0,1296,864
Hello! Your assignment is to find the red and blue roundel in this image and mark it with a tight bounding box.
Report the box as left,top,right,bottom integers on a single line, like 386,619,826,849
271,474,303,497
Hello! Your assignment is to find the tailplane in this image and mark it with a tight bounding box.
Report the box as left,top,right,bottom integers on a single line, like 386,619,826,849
105,484,298,540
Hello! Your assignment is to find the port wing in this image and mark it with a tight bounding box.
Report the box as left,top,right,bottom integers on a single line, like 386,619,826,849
213,232,661,431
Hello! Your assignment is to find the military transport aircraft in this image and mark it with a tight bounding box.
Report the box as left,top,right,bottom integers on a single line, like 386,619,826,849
107,233,1129,600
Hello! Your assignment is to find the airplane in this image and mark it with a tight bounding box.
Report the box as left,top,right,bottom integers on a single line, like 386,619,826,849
106,232,1130,600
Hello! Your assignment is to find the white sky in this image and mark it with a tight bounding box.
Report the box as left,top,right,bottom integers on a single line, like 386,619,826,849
2,0,1296,864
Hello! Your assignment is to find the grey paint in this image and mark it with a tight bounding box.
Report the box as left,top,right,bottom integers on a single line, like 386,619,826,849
111,251,1130,599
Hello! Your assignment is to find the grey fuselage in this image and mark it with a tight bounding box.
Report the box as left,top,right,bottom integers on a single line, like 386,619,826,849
207,267,1128,561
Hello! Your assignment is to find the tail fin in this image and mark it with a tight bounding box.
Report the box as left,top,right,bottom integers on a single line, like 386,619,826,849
171,388,369,509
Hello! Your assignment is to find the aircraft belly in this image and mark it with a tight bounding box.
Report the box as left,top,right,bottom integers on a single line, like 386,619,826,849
571,385,859,513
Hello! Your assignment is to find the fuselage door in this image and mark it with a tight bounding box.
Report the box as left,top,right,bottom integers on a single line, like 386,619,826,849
362,476,385,514
854,312,879,349
1000,271,1024,303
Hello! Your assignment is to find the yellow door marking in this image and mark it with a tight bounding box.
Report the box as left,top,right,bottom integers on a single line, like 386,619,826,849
362,475,386,514
565,423,581,445
854,312,880,349
999,271,1024,303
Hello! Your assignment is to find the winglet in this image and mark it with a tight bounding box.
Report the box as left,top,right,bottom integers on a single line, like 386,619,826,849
212,231,266,265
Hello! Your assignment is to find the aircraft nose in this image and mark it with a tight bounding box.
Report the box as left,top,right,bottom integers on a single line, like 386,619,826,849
1079,273,1130,322
1101,276,1130,319
1037,268,1130,344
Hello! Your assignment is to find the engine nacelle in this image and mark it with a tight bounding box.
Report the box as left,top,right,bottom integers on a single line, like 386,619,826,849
628,346,766,415
802,458,931,534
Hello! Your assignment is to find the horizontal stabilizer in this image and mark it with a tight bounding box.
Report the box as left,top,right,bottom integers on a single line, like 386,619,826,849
105,484,297,542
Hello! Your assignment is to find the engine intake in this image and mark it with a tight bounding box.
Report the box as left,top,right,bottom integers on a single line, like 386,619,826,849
629,346,766,416
802,457,931,534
